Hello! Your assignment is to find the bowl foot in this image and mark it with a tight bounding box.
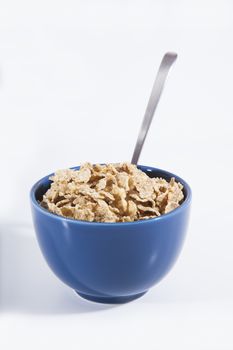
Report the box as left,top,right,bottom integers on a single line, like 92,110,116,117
75,291,147,304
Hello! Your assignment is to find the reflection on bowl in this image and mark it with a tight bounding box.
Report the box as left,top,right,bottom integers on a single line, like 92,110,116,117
30,165,191,304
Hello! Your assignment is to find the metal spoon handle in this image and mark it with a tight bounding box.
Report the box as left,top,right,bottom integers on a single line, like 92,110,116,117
131,52,178,165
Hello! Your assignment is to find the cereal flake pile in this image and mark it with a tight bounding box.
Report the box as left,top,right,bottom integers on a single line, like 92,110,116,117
41,163,184,222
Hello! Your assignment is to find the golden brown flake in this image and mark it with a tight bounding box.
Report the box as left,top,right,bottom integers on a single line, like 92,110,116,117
41,163,184,222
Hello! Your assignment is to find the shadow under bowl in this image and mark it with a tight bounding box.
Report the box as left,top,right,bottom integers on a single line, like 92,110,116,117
30,165,191,304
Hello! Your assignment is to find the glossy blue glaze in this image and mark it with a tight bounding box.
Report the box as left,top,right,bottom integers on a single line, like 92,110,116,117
30,165,191,304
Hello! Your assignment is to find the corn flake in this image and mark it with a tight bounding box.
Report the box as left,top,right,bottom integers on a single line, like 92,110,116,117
41,163,184,222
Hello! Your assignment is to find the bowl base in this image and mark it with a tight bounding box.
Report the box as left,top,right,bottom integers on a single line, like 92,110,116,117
75,291,147,304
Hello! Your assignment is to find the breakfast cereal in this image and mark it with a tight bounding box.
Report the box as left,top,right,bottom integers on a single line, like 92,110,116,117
41,163,184,222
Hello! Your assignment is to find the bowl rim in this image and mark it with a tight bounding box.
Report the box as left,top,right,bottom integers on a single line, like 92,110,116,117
30,164,192,226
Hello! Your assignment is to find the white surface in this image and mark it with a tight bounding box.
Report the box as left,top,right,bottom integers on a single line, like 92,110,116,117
0,0,233,349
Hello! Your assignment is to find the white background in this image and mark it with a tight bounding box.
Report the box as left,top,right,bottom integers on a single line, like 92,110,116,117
0,0,233,349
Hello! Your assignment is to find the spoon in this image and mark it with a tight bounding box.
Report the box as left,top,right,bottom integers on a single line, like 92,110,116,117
131,52,178,165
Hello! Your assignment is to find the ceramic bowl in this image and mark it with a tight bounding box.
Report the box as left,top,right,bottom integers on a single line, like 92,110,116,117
30,165,191,304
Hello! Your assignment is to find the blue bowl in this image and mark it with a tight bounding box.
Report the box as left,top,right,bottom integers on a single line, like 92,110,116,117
30,165,191,304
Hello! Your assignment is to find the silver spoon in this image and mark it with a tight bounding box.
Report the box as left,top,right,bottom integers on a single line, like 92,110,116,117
131,52,178,165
